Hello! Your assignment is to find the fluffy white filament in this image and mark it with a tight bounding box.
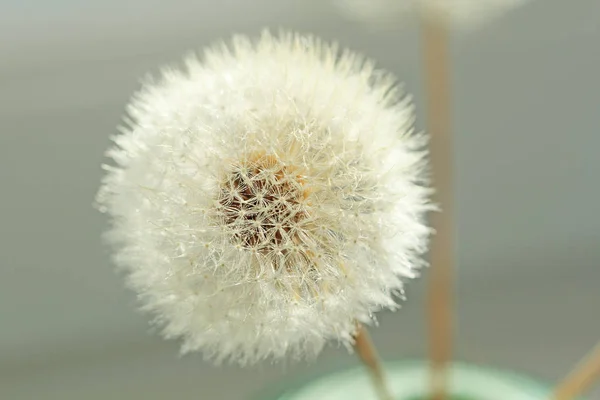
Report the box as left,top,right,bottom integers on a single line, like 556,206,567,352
335,0,528,30
96,30,432,365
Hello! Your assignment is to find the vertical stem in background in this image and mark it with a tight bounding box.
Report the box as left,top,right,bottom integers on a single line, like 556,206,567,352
420,11,454,400
550,340,600,400
354,324,394,400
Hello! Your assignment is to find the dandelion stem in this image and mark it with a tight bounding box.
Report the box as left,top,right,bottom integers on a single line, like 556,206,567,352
550,340,600,400
420,10,454,400
354,324,394,400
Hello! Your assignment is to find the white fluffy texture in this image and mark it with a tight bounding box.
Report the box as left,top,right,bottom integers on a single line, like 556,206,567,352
335,0,528,30
96,31,432,365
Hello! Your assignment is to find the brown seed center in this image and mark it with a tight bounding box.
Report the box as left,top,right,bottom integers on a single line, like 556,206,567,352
217,153,309,254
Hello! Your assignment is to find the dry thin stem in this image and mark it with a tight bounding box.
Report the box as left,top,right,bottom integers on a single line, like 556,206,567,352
354,324,394,400
420,11,454,400
550,340,600,400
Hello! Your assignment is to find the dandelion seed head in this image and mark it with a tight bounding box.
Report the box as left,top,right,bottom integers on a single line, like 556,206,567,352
335,0,528,30
95,30,432,365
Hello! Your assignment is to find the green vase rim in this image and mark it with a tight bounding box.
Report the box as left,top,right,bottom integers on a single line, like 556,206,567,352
252,359,571,400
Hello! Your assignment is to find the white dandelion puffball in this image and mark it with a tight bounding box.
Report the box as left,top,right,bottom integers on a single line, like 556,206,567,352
335,0,528,30
96,30,432,365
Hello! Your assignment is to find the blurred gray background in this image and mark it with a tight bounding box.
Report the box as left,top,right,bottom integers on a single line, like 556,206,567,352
1,0,599,399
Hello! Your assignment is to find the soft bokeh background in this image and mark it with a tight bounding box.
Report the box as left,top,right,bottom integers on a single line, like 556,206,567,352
1,0,599,399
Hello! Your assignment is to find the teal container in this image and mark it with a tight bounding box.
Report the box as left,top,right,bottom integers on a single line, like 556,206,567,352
259,360,580,400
